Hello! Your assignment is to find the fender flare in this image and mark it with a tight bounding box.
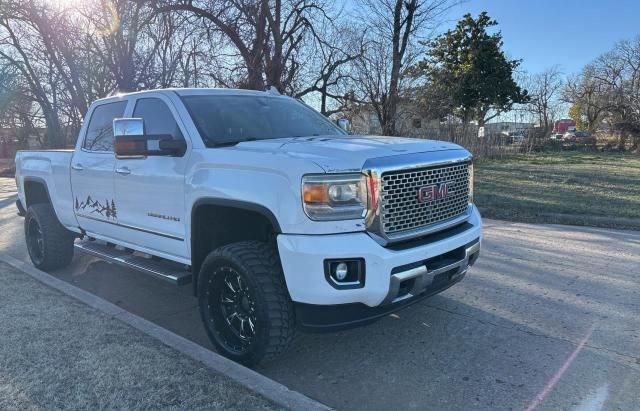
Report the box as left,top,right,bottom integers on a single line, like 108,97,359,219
22,176,53,207
190,197,282,294
190,198,282,234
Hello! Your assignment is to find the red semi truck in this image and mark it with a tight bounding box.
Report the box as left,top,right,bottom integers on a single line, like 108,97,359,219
552,119,576,138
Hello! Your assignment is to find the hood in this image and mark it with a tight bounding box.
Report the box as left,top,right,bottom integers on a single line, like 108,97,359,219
228,135,465,172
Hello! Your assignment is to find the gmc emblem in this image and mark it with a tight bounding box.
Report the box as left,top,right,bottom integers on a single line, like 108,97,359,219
418,181,454,203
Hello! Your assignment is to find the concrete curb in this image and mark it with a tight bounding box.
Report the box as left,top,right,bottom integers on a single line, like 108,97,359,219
0,252,332,411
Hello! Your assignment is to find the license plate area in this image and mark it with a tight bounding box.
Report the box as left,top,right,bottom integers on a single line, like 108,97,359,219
384,239,480,304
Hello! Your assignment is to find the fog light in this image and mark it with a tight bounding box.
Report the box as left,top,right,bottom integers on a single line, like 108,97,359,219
324,259,366,289
335,263,348,280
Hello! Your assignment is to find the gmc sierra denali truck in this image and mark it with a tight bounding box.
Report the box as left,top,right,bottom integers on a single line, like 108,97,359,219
15,88,482,366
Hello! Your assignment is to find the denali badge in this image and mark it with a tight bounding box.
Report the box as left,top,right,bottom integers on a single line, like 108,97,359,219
418,182,454,203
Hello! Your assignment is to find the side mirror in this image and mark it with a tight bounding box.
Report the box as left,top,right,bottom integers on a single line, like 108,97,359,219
113,118,186,157
337,118,351,133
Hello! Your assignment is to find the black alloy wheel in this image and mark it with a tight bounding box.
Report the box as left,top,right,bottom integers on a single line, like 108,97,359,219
26,214,45,266
197,241,295,366
24,203,75,270
210,266,258,353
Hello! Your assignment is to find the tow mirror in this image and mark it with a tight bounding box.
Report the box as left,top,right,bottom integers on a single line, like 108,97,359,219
113,118,186,157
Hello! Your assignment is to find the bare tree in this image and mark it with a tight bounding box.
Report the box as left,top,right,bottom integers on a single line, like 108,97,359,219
295,22,364,115
0,0,224,147
563,67,608,133
353,0,455,136
0,64,37,149
523,66,564,132
592,38,640,150
0,0,67,147
153,0,335,93
563,37,640,151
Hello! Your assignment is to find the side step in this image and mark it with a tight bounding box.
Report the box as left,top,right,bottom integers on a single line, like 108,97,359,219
74,241,192,286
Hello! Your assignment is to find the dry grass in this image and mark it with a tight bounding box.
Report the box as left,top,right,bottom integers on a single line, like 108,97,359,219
475,151,640,228
0,261,281,410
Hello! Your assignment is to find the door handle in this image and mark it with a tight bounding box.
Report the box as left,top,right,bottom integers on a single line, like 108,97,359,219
115,167,131,175
71,163,84,171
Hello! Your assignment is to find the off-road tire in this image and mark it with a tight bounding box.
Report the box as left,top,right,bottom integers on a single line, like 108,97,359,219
25,203,75,271
198,241,295,366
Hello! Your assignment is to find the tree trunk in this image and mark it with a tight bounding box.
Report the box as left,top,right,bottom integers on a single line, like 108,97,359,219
320,84,327,115
42,106,64,148
244,65,265,90
383,92,398,136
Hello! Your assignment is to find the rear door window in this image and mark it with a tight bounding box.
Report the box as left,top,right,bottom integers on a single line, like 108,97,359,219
83,101,128,152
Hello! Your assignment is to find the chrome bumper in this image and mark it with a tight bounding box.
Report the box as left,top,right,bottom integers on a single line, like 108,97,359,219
383,240,480,304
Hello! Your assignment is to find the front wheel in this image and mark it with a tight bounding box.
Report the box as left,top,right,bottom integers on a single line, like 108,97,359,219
197,241,296,366
25,203,75,270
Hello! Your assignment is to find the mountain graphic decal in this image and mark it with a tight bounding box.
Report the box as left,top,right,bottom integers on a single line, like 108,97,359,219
75,196,117,220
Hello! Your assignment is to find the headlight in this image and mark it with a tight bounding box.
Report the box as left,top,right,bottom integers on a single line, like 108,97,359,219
469,163,474,204
302,174,369,220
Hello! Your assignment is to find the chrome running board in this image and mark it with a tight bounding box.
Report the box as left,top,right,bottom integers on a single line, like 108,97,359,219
74,241,192,286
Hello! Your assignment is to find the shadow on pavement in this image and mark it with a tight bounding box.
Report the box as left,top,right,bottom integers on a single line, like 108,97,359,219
40,247,640,411
0,194,17,209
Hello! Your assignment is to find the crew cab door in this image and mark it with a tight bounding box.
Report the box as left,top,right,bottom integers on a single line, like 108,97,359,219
71,100,128,237
113,95,189,261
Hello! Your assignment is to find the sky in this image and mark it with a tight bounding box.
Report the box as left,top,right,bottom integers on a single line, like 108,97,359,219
440,0,640,76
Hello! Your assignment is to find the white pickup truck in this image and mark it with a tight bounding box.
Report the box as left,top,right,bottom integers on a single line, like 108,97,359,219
15,88,482,365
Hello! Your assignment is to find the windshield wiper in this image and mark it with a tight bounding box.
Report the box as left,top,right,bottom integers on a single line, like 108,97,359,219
215,137,259,147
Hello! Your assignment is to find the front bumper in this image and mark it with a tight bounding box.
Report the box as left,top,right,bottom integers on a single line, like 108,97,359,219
277,205,482,310
295,239,479,331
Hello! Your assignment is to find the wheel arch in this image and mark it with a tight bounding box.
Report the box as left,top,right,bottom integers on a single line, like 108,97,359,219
190,198,282,294
23,176,52,208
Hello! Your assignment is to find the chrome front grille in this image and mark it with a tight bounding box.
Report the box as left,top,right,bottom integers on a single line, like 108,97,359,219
380,162,470,235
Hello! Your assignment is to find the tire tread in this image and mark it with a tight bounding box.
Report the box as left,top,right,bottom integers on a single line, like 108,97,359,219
26,203,75,270
199,241,295,365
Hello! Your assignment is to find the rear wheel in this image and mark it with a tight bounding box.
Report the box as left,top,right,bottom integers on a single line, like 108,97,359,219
25,203,75,270
197,241,295,366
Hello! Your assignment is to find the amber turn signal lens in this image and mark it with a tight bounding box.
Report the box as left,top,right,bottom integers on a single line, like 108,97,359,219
303,183,330,203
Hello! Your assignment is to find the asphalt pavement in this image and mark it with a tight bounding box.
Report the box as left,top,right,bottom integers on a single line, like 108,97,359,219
1,178,639,410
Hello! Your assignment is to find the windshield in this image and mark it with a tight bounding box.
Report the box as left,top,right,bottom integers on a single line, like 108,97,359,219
181,95,345,147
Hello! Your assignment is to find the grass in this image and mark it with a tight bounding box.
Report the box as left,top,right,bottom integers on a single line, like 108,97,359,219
0,261,281,410
474,150,640,229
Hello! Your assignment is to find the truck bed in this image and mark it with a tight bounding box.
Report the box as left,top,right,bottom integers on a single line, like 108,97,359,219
15,149,77,230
